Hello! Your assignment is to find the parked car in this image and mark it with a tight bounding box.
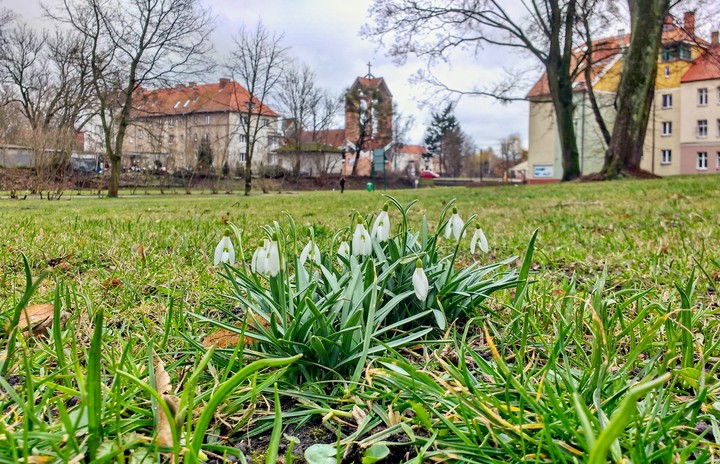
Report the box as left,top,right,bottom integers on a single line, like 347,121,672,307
420,170,440,178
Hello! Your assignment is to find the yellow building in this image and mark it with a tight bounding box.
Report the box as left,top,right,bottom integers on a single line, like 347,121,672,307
526,12,711,181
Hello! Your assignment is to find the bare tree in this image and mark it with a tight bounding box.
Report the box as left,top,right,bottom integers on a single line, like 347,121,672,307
499,133,525,180
47,0,213,197
227,22,288,195
276,63,341,177
365,0,597,180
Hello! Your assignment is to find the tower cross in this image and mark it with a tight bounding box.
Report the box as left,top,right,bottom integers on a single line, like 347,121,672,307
366,61,373,77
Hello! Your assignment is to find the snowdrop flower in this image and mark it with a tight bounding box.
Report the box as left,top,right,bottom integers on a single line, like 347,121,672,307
214,231,235,266
470,228,489,254
444,207,465,241
412,260,429,301
352,223,372,257
337,241,350,265
266,235,280,277
371,203,391,242
251,239,268,274
300,240,321,266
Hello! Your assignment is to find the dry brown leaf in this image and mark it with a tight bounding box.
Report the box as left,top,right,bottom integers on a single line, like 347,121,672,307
102,277,123,289
14,304,55,333
154,358,174,449
201,312,271,348
201,327,255,348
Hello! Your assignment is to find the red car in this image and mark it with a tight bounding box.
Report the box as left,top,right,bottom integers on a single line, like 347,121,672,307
420,170,440,178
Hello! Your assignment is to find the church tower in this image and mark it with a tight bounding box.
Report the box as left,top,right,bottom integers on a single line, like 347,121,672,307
344,62,393,153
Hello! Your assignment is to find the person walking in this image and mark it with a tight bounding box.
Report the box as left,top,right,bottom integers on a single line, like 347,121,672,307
339,177,346,193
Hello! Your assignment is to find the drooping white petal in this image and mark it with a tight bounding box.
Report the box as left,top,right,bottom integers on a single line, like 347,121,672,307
214,236,235,266
477,229,488,253
337,241,350,265
412,264,429,301
300,241,321,266
266,240,280,277
352,224,371,257
299,241,312,266
252,240,268,274
371,211,390,242
450,214,465,241
312,243,321,264
444,219,453,239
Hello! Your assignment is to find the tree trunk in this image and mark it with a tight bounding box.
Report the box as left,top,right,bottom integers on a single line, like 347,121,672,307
603,0,669,178
244,156,252,196
109,155,121,197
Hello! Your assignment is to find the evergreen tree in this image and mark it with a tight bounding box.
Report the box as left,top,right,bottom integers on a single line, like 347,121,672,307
424,103,459,174
196,136,213,172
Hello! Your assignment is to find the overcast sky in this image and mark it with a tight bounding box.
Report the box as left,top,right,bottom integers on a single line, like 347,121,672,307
7,0,531,151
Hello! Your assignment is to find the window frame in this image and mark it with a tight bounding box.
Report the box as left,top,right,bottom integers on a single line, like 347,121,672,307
698,119,708,138
661,121,672,136
697,151,708,170
661,94,673,109
660,149,672,165
698,88,708,106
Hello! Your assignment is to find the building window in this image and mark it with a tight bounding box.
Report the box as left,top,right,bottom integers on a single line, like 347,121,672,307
661,94,672,108
271,154,277,165
193,116,198,124
168,134,175,144
717,87,720,104
661,149,672,164
240,152,246,162
698,88,708,106
168,119,175,127
698,119,708,137
664,66,670,78
698,152,708,170
717,152,720,169
239,134,247,143
679,46,691,60
138,129,144,139
661,49,671,62
717,119,720,137
205,115,211,125
661,121,672,136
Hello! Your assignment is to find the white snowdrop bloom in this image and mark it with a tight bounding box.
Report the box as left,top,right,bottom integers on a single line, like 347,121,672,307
412,260,429,301
371,204,391,242
337,241,350,265
214,233,235,266
266,239,280,277
251,239,269,274
300,240,321,266
444,207,465,241
352,223,372,257
470,228,489,254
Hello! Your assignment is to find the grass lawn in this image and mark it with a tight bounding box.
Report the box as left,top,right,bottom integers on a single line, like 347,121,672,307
1,176,719,463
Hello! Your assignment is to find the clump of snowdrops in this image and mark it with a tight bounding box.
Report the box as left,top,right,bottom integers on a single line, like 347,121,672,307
202,197,526,384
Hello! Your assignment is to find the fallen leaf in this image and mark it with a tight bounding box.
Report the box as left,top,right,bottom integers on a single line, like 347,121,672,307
201,327,249,348
154,358,175,449
13,304,56,334
102,278,123,289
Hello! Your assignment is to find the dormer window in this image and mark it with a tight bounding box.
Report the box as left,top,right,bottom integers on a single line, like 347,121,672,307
174,101,181,109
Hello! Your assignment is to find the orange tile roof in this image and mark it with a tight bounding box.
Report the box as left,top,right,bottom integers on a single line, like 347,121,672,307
397,144,428,155
682,42,720,82
527,19,708,98
297,129,346,147
132,80,279,118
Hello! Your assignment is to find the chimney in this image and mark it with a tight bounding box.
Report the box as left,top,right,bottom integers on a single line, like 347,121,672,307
684,11,695,36
711,31,719,47
617,28,625,37
188,82,197,89
219,78,230,89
